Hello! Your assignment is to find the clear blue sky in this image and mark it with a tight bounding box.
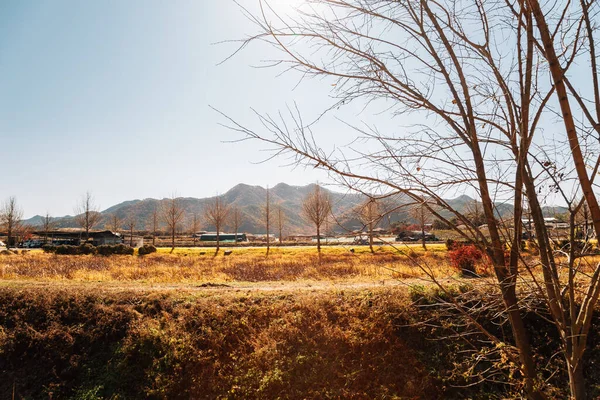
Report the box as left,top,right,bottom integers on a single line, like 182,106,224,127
1,1,574,219
0,0,339,218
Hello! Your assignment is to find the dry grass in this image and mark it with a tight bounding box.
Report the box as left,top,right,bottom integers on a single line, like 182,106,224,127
159,243,449,256
0,247,456,284
4,245,597,288
1,279,593,399
3,247,599,399
0,286,442,399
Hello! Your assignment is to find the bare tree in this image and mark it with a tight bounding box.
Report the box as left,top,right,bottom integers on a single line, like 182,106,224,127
358,198,381,253
229,205,244,243
218,1,600,397
573,199,595,241
125,209,137,247
302,185,331,254
189,213,201,246
149,206,159,246
107,214,122,233
74,191,101,241
161,194,185,253
277,204,286,244
264,186,272,256
410,202,432,251
0,197,23,248
42,212,55,244
203,195,230,255
464,200,486,228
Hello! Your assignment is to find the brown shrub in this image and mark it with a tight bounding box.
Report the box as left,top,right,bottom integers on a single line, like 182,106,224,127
0,287,436,399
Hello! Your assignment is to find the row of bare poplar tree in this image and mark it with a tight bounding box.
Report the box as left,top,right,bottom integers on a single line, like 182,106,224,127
1,183,346,255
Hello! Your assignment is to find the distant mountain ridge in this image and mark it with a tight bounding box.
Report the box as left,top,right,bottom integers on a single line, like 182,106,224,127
24,183,366,235
22,183,569,234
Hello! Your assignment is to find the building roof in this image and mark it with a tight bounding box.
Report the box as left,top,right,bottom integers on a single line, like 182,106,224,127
34,230,121,238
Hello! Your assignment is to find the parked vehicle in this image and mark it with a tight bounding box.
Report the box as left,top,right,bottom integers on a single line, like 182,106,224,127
18,240,43,248
200,233,248,242
395,232,438,242
353,237,369,245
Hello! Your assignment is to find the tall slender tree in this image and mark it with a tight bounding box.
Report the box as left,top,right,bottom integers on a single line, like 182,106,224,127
74,191,101,241
277,205,286,244
229,206,244,243
264,186,271,256
302,185,331,254
42,212,55,245
161,194,184,253
358,198,381,254
125,209,137,247
0,197,23,248
189,213,200,246
203,195,230,255
410,202,431,251
107,214,122,233
149,206,159,246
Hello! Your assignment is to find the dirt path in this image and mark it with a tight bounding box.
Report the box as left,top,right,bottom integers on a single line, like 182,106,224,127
0,277,458,294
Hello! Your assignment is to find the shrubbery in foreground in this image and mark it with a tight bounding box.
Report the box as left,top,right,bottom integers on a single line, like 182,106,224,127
138,244,157,256
2,286,599,399
447,244,483,276
0,288,434,399
42,244,134,256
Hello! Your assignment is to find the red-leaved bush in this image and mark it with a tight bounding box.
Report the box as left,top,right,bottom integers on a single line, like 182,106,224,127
448,245,483,276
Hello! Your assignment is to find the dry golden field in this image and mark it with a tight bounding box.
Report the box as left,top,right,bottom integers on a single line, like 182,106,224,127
0,245,456,285
2,245,600,398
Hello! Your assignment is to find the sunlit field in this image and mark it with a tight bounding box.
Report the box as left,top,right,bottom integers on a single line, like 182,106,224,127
2,244,600,399
0,245,455,285
2,244,597,288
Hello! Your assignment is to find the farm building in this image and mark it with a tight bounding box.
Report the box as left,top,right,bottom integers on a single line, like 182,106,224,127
35,230,123,246
199,232,247,242
246,233,276,242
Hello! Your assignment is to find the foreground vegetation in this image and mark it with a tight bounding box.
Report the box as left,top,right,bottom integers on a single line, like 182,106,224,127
2,284,600,399
3,248,600,398
0,287,434,399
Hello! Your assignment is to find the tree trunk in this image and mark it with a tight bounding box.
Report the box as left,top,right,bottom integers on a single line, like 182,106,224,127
502,284,546,400
317,224,321,254
279,224,283,245
471,129,543,399
369,222,374,254
171,230,175,253
568,360,585,400
420,205,426,250
421,220,426,250
266,188,270,257
529,0,600,237
215,225,220,256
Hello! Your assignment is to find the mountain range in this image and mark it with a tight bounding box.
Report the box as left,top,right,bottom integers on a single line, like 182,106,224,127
22,183,569,235
24,183,366,235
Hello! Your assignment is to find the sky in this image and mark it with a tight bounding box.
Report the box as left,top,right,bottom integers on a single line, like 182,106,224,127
0,1,584,219
0,0,344,218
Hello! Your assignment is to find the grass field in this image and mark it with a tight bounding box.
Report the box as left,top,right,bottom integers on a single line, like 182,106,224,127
0,245,456,285
2,245,598,398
